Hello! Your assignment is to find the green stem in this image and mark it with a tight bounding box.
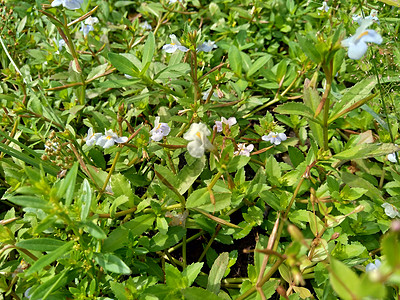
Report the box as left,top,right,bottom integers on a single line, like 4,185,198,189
198,225,221,262
236,258,285,300
97,150,121,201
322,80,332,152
61,12,86,105
168,230,204,253
182,233,187,268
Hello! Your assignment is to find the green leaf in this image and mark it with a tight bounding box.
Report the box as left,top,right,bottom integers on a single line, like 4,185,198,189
57,162,78,206
26,241,74,276
308,211,325,237
181,287,222,300
142,32,155,66
16,238,66,252
177,156,206,194
334,143,399,160
93,253,131,274
274,102,316,120
186,187,231,212
6,195,49,209
329,77,377,123
303,82,324,147
227,155,250,173
30,268,76,300
297,34,321,64
82,221,107,240
103,214,155,252
329,258,360,300
382,233,400,268
149,226,186,252
228,45,242,75
288,146,305,168
247,54,271,77
111,173,135,205
108,52,139,77
207,252,229,294
80,179,92,221
341,172,383,201
165,263,187,289
182,262,204,286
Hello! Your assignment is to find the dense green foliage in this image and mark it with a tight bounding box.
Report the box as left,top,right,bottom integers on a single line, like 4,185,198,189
1,0,400,299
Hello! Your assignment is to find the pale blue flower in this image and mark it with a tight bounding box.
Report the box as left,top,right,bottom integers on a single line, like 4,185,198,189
197,40,218,52
366,259,381,272
58,39,66,51
214,117,237,132
51,0,83,10
202,88,218,101
85,16,99,26
262,132,287,145
317,2,329,14
341,19,382,60
96,129,128,149
140,21,152,30
234,143,254,157
162,34,188,53
85,127,102,146
150,117,171,141
382,203,400,218
80,23,94,37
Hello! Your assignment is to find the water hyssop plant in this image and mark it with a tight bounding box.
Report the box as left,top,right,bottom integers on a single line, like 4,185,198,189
1,0,400,299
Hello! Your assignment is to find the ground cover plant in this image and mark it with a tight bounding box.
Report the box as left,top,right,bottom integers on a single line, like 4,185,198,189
1,0,400,299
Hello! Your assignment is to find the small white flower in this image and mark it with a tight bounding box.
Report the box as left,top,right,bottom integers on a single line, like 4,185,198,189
96,129,128,149
214,117,237,132
162,34,189,53
183,123,214,158
124,74,133,79
150,117,171,142
388,152,398,163
169,0,180,3
366,259,381,272
80,23,94,37
197,40,218,52
262,132,287,145
85,127,102,146
382,203,400,218
85,16,99,26
140,21,152,30
341,19,382,60
317,2,329,14
234,143,254,157
51,0,83,10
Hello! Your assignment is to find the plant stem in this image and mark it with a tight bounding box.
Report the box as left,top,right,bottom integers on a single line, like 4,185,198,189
236,257,285,300
197,224,221,262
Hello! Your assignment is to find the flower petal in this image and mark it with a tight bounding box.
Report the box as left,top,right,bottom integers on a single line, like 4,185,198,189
348,41,368,60
187,140,205,158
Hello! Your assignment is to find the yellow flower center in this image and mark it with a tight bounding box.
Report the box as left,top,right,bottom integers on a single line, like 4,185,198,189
106,136,112,140
156,123,162,130
171,43,176,46
196,132,201,138
357,31,369,40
